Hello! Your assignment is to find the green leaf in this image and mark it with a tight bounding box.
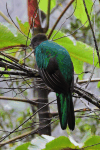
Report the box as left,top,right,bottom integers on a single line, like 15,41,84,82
47,29,99,77
16,17,31,37
44,136,78,150
83,135,100,149
0,109,4,116
16,116,23,122
59,40,98,67
73,0,93,26
97,81,100,88
0,67,10,78
19,58,24,65
71,57,84,80
91,125,96,134
39,0,56,14
0,23,30,49
48,30,98,66
15,142,30,150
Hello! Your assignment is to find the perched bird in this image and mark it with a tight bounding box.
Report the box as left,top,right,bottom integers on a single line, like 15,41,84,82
31,33,75,130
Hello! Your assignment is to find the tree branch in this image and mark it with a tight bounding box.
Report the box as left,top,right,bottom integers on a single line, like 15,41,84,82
0,96,49,106
0,63,100,109
0,60,40,77
0,107,99,147
0,45,26,51
0,129,38,147
0,61,21,70
74,84,100,108
0,96,37,105
78,78,100,84
50,107,100,117
0,70,30,76
0,11,15,25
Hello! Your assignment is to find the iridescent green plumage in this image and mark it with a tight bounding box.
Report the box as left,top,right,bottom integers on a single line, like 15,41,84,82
31,34,75,130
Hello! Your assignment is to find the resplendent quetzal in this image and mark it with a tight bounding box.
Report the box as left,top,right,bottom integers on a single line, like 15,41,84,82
31,33,75,130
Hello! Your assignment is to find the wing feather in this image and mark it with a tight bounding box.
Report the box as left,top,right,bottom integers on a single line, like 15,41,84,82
38,57,70,93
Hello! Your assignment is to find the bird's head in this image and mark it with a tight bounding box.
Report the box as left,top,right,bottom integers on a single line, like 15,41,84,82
30,33,48,49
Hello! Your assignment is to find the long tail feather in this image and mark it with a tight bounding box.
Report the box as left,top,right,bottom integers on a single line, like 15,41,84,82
56,93,75,130
67,95,75,130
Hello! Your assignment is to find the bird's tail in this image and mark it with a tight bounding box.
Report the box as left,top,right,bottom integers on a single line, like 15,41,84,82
56,93,75,130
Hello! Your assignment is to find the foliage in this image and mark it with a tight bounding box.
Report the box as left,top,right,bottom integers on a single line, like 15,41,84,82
47,29,98,79
16,17,31,38
73,0,93,26
43,136,77,150
0,105,33,145
0,23,30,49
15,142,31,150
0,20,97,81
61,8,100,82
75,111,100,142
83,135,100,149
39,0,56,14
11,135,100,150
0,0,100,149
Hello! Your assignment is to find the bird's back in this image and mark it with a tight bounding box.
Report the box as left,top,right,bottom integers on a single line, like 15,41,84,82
35,40,73,83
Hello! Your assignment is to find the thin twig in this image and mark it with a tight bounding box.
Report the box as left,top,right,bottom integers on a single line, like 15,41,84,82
0,69,100,108
6,3,31,40
51,0,77,40
0,129,38,147
0,96,38,105
48,0,75,39
0,71,29,76
1,107,100,147
0,61,20,70
78,78,100,84
80,98,98,117
74,84,100,108
0,52,20,63
22,49,34,61
85,63,98,88
0,11,15,26
52,0,96,41
0,99,56,142
83,0,100,65
0,57,40,77
0,45,26,52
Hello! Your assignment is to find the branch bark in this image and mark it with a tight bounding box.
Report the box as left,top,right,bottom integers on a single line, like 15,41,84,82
0,129,38,147
0,65,100,109
0,96,39,106
74,84,100,108
78,78,100,84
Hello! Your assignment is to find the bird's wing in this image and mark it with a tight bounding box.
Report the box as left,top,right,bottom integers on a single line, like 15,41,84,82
38,57,70,93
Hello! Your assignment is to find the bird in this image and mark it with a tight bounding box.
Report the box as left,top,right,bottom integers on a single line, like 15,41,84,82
30,33,75,130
